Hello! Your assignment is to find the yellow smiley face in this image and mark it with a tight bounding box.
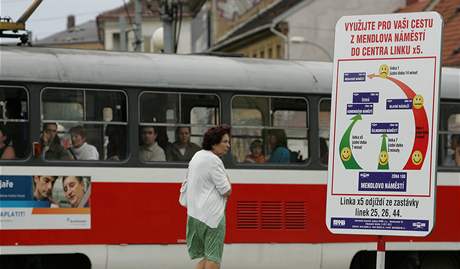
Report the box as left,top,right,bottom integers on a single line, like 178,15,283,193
412,150,423,165
341,147,352,161
412,95,424,109
379,151,388,165
379,64,389,78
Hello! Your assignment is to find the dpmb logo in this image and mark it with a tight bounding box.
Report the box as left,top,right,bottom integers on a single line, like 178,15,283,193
333,218,346,227
412,221,426,229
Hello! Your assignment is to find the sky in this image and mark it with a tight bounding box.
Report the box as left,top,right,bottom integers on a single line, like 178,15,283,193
0,0,123,41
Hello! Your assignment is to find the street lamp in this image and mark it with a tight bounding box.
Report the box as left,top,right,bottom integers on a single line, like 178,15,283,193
290,36,332,62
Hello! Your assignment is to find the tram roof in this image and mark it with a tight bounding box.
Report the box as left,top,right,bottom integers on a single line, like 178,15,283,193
0,46,458,99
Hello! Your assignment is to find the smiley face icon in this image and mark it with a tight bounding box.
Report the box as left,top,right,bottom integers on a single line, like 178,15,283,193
379,64,389,78
341,147,352,161
412,95,424,109
412,150,423,165
379,151,388,166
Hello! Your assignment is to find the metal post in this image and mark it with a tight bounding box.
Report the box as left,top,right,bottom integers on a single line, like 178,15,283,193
17,0,43,23
134,0,143,52
161,0,174,53
118,16,127,51
376,236,386,269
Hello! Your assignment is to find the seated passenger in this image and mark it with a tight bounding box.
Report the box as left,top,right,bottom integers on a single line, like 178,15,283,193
69,126,99,160
167,126,200,162
267,129,290,163
62,176,90,208
320,137,329,164
139,126,166,162
0,124,16,160
444,134,460,166
244,139,266,164
105,126,126,161
40,123,73,160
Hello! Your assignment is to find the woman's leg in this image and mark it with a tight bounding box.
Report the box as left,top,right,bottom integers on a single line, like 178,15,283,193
195,258,206,269
204,260,220,269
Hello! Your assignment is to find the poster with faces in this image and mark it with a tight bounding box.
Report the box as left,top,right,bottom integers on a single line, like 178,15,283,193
0,175,91,230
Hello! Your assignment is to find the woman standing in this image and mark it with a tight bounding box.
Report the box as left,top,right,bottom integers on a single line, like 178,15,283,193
185,125,231,269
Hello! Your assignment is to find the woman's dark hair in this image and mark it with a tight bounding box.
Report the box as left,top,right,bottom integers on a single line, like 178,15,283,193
0,124,12,146
250,139,263,152
69,125,86,139
175,126,191,141
268,129,287,148
452,134,460,146
202,125,231,150
43,123,62,146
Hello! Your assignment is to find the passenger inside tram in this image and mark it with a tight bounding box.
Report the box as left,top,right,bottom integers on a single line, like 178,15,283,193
167,126,201,162
40,123,73,161
320,137,329,165
139,126,166,162
105,125,126,161
0,124,16,160
444,134,460,166
244,139,266,164
69,126,99,161
267,129,290,163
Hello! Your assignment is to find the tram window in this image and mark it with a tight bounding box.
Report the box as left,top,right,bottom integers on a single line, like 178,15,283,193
42,89,83,121
0,86,30,160
41,88,128,162
139,92,220,163
319,99,331,165
439,102,460,168
190,106,219,146
231,95,309,165
140,93,178,123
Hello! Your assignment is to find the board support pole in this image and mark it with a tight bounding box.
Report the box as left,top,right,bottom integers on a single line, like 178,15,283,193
376,235,386,269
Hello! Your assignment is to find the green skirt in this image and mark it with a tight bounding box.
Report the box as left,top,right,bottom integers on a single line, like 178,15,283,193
186,215,226,263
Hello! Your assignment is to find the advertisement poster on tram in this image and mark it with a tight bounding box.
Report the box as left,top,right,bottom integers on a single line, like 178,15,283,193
326,12,443,236
0,175,91,229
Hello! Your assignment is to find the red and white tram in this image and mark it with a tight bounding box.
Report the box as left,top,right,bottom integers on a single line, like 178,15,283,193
0,47,459,269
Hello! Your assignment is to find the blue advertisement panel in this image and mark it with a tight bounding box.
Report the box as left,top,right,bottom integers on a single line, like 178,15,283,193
0,175,91,230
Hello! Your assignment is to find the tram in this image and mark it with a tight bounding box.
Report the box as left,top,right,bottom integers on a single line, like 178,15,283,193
0,46,459,269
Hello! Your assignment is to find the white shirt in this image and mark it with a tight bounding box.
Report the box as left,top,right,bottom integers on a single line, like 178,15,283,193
72,142,99,160
186,150,231,228
139,142,166,162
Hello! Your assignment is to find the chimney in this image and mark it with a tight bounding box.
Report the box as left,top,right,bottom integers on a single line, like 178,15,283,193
67,15,75,30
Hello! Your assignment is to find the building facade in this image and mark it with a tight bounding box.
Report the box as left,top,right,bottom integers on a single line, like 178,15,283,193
97,0,193,53
191,0,411,60
35,15,103,50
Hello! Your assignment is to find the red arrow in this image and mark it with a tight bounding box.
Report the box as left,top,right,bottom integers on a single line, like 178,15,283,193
387,77,429,170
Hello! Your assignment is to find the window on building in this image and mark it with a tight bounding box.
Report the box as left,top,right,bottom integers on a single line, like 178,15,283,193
0,86,29,160
139,92,220,163
231,95,309,165
41,88,128,162
143,36,151,52
276,44,282,59
268,47,273,59
112,32,121,51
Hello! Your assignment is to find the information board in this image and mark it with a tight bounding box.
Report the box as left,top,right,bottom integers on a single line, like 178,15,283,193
326,12,443,236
